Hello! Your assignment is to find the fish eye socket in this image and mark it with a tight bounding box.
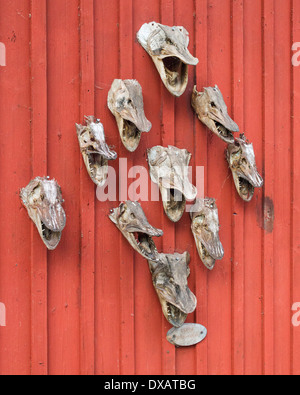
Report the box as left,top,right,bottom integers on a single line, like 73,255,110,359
232,150,241,159
210,102,216,108
198,214,205,224
130,213,136,219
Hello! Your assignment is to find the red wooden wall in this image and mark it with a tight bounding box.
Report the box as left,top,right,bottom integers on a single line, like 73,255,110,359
0,0,299,375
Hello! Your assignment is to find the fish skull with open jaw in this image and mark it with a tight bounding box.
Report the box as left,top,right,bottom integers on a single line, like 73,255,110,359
76,116,117,187
191,85,239,143
109,201,163,261
147,145,197,223
148,252,197,328
20,177,66,250
137,22,199,97
190,198,224,271
107,79,152,152
227,134,264,202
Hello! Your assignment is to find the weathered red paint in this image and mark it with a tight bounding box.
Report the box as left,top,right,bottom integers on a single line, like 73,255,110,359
0,0,299,375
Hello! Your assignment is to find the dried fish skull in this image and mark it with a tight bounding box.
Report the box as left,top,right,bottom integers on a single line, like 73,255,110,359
76,116,117,187
109,201,163,261
148,252,197,328
190,198,224,270
137,22,199,97
227,134,264,202
192,85,239,143
147,145,197,222
20,177,66,250
107,79,152,152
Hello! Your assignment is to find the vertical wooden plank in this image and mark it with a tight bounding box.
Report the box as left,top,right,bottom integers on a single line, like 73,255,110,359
262,0,275,375
160,0,176,376
94,0,121,375
243,0,264,375
0,0,32,375
206,0,232,375
174,0,197,376
273,0,292,375
30,0,48,375
231,0,245,375
194,0,209,376
133,0,163,375
47,0,81,375
78,0,95,375
119,0,135,375
292,0,300,375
